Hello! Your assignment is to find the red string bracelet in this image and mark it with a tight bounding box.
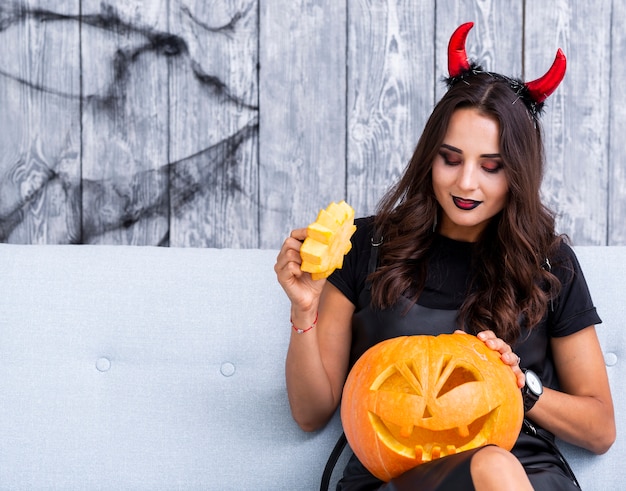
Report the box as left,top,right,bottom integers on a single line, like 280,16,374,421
291,312,318,334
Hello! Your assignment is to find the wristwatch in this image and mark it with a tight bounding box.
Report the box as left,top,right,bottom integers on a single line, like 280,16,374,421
522,369,543,412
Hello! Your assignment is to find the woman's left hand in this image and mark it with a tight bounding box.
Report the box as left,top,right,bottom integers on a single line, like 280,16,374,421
470,330,525,388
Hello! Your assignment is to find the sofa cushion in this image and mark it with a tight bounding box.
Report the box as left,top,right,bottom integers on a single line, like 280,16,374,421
0,244,624,490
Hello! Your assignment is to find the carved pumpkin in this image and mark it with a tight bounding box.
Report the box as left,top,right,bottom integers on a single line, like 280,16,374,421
341,333,524,481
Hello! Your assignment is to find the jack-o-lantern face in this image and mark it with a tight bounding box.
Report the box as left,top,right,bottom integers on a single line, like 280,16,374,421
341,333,523,481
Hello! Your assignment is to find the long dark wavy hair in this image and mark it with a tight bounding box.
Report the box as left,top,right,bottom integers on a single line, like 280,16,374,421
370,72,563,345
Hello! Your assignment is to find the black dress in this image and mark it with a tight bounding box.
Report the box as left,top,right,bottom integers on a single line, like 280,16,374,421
327,217,601,491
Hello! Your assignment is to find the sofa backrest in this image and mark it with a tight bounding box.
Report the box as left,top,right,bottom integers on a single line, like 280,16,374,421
552,246,626,489
0,244,624,490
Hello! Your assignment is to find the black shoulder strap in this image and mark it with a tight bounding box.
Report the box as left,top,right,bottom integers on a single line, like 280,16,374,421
522,419,580,488
320,432,348,491
365,228,383,296
320,229,382,491
541,257,555,312
368,231,383,275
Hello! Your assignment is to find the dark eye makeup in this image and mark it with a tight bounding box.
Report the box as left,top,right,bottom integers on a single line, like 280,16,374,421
438,151,461,166
481,161,503,173
438,146,503,174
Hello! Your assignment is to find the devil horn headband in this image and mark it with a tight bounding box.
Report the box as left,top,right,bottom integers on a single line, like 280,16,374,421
447,22,566,108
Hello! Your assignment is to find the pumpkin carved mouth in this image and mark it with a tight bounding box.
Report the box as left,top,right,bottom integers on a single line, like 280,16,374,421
366,357,501,461
341,334,524,481
368,402,499,461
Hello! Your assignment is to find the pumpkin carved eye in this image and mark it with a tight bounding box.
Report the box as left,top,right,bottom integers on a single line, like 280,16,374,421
438,362,481,397
341,334,523,482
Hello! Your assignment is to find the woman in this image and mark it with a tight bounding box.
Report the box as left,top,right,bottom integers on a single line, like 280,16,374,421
274,23,614,490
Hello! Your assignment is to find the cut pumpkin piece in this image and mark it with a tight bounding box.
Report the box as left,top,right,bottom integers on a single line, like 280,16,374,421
300,201,357,280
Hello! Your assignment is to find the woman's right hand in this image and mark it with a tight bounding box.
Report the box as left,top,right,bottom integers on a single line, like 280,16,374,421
277,228,355,431
274,228,325,313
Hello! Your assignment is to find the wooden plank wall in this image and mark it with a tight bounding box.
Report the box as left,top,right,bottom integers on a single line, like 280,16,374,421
0,1,624,248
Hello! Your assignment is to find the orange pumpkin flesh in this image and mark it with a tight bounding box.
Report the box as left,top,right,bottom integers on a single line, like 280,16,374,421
300,201,356,280
341,333,524,481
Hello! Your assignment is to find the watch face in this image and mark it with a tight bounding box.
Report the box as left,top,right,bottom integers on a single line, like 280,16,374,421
526,371,543,395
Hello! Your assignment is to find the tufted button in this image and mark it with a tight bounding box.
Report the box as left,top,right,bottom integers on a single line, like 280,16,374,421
96,357,112,372
604,352,618,367
220,362,236,377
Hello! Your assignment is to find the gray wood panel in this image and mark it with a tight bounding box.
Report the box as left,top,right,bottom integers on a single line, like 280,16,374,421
346,0,435,218
258,0,347,248
0,1,81,243
80,0,170,245
527,0,612,246
0,1,623,247
610,0,626,246
169,0,259,248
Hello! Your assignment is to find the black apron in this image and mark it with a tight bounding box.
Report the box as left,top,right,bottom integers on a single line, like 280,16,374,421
329,237,580,491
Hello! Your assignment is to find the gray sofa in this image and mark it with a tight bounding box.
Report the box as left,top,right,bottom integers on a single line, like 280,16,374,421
1,244,624,490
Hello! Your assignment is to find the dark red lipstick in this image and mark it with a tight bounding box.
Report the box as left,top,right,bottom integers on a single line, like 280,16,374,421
453,196,482,210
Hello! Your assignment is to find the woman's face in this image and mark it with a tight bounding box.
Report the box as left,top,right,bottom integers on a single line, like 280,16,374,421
432,107,509,242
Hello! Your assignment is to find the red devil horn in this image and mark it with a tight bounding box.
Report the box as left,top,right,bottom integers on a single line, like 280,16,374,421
448,22,474,77
525,49,567,103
